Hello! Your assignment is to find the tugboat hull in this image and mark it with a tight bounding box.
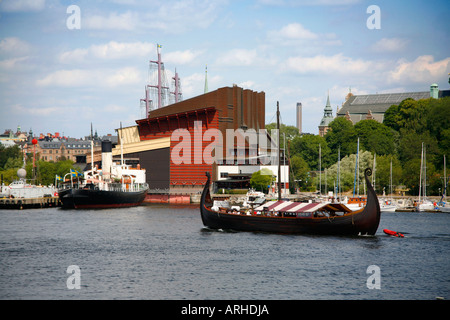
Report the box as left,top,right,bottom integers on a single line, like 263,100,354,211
59,188,148,209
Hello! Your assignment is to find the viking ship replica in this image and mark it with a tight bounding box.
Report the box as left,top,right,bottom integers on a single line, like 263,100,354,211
200,103,381,236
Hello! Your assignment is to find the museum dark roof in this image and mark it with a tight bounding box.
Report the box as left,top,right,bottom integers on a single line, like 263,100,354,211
338,91,430,115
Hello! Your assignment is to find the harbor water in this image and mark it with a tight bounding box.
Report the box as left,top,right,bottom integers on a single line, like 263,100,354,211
0,205,449,300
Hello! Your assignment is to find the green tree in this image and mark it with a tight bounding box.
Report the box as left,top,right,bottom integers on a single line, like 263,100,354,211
425,96,450,157
55,160,76,178
325,151,374,194
354,119,396,156
250,168,274,193
398,129,439,165
0,144,22,169
289,154,312,191
325,117,357,160
374,155,402,196
402,158,421,195
290,134,331,169
384,98,430,133
265,123,300,149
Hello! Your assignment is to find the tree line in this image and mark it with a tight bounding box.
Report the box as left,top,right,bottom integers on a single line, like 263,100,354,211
270,96,450,196
0,144,77,186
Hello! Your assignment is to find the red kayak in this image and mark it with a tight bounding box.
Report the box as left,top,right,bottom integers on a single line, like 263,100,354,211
383,229,404,237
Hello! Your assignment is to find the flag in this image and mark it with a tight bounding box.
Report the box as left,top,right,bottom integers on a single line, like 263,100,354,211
56,175,62,181
69,169,83,178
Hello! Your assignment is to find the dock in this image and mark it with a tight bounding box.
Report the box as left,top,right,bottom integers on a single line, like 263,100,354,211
0,197,61,209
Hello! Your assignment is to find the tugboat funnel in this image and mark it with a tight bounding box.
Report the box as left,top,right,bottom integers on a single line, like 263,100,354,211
101,140,113,180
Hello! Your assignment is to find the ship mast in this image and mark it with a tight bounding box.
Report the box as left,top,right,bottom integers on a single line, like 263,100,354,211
171,68,183,104
277,101,281,201
141,44,183,116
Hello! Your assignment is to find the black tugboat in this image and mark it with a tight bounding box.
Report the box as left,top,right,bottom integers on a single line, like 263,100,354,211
58,141,148,209
59,183,148,209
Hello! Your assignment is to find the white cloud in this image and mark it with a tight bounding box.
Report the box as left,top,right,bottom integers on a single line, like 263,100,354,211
0,0,45,12
238,81,256,90
58,48,89,63
388,55,450,84
216,49,259,66
164,50,203,65
269,23,318,40
0,56,29,69
329,85,369,103
11,104,64,116
372,38,408,52
257,0,360,6
151,0,227,33
105,67,142,87
82,0,227,34
285,53,374,75
0,38,32,74
182,72,221,96
84,11,139,31
0,37,31,57
59,41,155,63
36,67,142,88
267,23,341,48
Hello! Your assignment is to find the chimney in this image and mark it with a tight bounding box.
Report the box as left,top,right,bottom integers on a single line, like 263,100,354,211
101,140,112,180
430,83,439,99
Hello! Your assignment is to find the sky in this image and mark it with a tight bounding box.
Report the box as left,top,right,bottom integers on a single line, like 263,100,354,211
0,0,449,139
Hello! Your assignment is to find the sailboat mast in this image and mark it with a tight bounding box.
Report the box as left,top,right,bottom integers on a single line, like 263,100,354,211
277,101,281,201
338,146,340,200
419,142,423,203
424,144,427,198
319,143,321,196
445,155,447,201
353,137,359,197
390,158,393,197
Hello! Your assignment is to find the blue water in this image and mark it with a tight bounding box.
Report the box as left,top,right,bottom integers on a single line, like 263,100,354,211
0,205,449,300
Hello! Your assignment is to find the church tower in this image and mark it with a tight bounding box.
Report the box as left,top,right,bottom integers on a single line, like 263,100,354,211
318,92,334,137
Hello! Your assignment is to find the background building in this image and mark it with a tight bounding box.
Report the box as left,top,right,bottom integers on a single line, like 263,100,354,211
318,93,334,137
337,84,450,125
109,85,289,199
135,85,266,193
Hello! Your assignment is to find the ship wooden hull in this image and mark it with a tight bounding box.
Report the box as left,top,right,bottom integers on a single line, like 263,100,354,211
200,168,380,236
